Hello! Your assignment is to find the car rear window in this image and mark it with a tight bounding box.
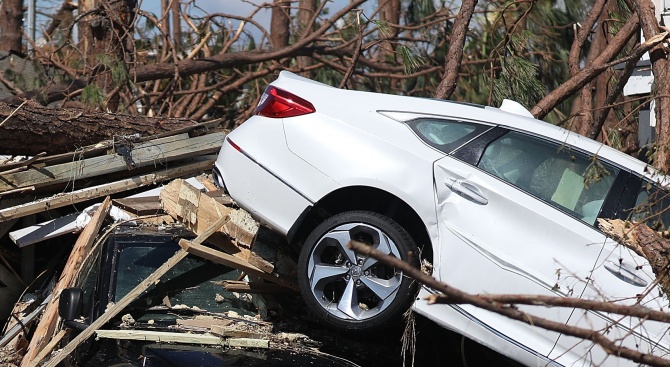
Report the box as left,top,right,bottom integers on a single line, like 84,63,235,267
407,118,490,154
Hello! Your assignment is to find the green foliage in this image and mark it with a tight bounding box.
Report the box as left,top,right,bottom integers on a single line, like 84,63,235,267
372,20,392,39
492,55,545,109
397,44,425,74
82,84,105,109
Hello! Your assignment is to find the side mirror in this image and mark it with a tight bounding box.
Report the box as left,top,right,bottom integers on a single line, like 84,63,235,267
59,288,87,331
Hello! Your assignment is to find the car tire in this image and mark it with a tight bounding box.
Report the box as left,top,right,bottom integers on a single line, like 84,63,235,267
298,210,420,331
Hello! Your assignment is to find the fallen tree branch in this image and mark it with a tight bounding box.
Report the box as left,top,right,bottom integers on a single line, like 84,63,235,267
348,240,670,367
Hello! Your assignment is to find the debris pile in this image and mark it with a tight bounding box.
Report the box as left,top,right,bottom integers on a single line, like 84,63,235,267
0,127,327,367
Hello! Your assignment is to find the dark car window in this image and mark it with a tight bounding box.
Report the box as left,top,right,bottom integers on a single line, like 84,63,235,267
477,131,620,225
407,118,490,153
629,180,670,230
113,245,254,319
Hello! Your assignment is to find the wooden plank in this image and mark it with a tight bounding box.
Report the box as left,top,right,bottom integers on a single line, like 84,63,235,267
94,329,269,348
0,132,225,192
112,196,162,215
35,217,228,367
175,315,233,329
9,212,81,248
178,239,298,291
37,249,190,367
0,157,215,223
21,198,112,367
27,330,65,367
210,324,266,339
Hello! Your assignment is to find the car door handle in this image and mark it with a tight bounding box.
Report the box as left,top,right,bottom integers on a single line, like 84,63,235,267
445,179,488,205
604,259,648,287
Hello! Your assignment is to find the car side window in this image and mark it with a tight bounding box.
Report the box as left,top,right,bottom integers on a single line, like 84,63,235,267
477,131,620,225
630,181,670,230
407,118,490,153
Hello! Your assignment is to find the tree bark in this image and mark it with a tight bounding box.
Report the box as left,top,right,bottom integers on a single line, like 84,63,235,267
0,102,198,155
297,0,317,76
530,15,641,119
633,0,670,172
80,0,134,112
0,0,24,54
271,0,290,49
434,0,478,100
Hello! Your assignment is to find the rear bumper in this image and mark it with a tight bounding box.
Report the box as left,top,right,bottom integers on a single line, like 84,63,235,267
214,138,312,235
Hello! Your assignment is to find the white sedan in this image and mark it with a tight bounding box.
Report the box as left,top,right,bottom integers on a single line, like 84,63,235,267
213,71,670,366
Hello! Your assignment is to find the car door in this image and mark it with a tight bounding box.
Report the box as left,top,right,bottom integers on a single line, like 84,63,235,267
554,174,670,364
433,128,624,359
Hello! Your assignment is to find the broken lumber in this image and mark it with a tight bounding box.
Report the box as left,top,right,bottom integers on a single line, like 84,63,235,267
160,179,274,273
0,157,214,223
112,196,162,215
94,330,269,349
34,216,230,367
210,324,266,339
21,198,111,367
0,132,225,192
9,211,81,248
178,239,299,291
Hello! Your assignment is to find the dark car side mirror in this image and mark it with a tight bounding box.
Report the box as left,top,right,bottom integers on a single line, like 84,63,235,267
59,288,87,331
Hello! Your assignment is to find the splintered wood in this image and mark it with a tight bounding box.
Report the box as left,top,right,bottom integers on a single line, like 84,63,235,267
599,218,670,298
160,179,296,288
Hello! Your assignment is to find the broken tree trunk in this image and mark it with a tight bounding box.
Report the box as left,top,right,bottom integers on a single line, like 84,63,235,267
0,102,201,155
21,197,111,367
598,218,670,298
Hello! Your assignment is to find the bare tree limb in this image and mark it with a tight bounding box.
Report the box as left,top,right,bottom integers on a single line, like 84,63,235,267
348,240,670,367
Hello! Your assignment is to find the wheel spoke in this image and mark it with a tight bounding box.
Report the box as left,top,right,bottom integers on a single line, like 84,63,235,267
361,275,401,301
337,277,360,319
321,231,357,265
363,232,392,270
310,264,348,288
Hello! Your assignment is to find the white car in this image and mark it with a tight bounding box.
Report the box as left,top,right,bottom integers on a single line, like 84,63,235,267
213,71,670,366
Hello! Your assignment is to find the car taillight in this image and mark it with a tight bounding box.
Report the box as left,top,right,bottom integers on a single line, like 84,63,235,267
254,85,316,118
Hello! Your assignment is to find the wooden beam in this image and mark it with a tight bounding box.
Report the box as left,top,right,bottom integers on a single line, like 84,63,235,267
0,157,215,223
35,216,227,367
210,324,266,339
94,329,269,349
9,211,81,248
21,197,112,367
178,239,298,291
0,132,225,192
112,196,162,215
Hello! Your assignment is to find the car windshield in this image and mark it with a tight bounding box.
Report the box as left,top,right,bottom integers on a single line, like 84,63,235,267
113,244,255,321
